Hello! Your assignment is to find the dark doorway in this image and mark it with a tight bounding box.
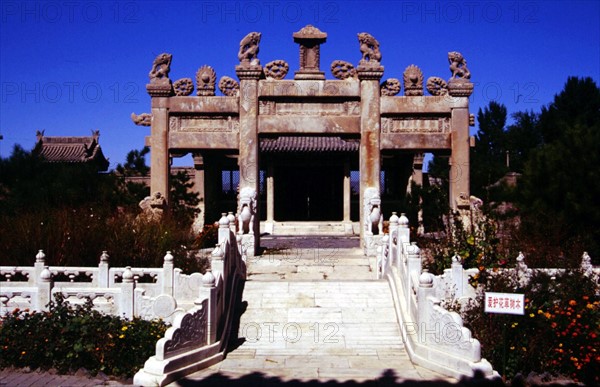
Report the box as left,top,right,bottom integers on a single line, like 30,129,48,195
275,165,343,221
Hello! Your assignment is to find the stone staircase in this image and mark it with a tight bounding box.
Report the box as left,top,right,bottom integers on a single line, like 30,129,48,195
170,242,453,385
261,221,360,236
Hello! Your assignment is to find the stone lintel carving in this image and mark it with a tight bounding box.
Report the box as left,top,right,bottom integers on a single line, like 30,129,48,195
173,78,194,96
147,53,173,97
357,32,382,66
293,25,327,80
238,32,261,67
426,77,449,96
131,112,152,126
403,65,424,96
196,66,216,96
381,116,450,133
169,116,239,132
330,60,357,80
264,60,289,80
218,76,240,96
364,187,383,236
238,187,257,235
381,78,401,96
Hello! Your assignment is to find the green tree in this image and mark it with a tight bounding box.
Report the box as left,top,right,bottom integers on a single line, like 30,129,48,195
520,77,600,259
504,111,542,173
471,101,509,200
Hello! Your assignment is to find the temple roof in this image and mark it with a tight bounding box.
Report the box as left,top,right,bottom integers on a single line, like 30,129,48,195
33,130,110,171
260,136,359,153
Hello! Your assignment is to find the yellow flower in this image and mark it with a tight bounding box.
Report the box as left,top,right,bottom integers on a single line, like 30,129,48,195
121,326,128,331
537,309,543,314
522,347,527,352
119,334,125,339
511,322,518,328
529,313,535,318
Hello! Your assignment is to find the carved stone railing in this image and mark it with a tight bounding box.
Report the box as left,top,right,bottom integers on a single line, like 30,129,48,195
0,250,204,323
377,213,496,379
134,214,246,386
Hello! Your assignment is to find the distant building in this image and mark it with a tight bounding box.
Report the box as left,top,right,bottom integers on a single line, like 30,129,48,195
32,130,109,171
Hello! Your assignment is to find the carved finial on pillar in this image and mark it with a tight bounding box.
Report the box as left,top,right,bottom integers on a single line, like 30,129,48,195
238,32,262,67
403,65,423,96
293,25,327,80
357,33,382,66
147,53,173,97
196,66,217,96
447,51,474,97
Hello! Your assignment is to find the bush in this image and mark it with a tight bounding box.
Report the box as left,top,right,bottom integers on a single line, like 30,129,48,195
461,269,599,383
0,294,168,377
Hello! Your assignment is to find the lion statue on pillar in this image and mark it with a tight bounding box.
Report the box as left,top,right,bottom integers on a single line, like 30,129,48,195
238,187,257,235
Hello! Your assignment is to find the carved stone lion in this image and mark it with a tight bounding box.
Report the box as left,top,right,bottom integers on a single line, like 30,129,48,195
357,32,382,64
364,187,383,235
131,112,152,126
448,51,471,79
149,53,172,83
238,32,261,66
238,187,257,235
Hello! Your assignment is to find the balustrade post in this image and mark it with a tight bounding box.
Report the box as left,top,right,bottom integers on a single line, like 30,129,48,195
162,251,174,296
198,270,217,344
120,267,135,319
451,254,464,298
36,267,53,312
227,211,237,234
407,242,422,300
33,250,46,285
98,251,110,287
218,213,230,244
417,270,435,343
398,213,410,244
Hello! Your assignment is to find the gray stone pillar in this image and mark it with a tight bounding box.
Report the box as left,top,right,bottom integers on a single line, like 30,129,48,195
236,65,262,253
265,162,275,234
150,101,170,202
343,160,351,222
192,153,206,233
448,80,474,211
357,65,384,243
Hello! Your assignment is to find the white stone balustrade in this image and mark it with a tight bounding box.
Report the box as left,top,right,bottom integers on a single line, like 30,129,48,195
134,214,246,386
0,250,205,323
378,213,495,379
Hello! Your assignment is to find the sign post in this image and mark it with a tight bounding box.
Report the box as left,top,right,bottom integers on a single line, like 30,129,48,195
485,292,525,379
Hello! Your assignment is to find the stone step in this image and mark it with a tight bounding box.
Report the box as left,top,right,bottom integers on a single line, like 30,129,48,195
261,221,360,236
247,247,375,281
175,280,453,385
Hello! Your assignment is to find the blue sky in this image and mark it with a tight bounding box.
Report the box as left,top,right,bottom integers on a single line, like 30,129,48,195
1,0,599,170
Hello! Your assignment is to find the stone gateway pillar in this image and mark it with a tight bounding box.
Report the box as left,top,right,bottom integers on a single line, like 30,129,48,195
236,32,263,256
146,53,174,205
357,33,384,245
